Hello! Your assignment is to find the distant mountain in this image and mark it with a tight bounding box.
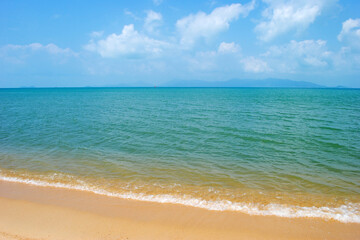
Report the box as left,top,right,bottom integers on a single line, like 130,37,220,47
334,85,348,88
162,78,325,88
100,81,154,88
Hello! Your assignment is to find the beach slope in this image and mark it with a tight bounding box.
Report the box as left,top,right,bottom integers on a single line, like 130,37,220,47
0,181,359,240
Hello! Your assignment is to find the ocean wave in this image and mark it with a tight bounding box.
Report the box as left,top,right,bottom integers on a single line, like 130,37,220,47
0,173,359,223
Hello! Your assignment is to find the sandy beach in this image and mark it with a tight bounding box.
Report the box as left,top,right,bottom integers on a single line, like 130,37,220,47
0,180,359,240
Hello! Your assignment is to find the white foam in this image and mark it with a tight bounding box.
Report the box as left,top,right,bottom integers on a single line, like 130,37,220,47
0,173,359,223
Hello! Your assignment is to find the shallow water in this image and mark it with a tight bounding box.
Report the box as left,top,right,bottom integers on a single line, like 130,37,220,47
0,88,359,222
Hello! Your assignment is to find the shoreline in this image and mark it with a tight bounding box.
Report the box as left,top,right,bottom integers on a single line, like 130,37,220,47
1,170,359,223
0,180,359,240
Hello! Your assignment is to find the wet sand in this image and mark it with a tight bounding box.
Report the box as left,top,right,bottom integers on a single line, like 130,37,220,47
0,180,359,240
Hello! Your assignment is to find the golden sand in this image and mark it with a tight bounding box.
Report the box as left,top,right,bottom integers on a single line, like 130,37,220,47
0,180,359,240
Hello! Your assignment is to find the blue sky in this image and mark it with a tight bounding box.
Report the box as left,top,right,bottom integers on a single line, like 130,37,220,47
1,0,360,87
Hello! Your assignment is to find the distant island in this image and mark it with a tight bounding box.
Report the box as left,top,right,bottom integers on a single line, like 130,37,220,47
161,78,326,88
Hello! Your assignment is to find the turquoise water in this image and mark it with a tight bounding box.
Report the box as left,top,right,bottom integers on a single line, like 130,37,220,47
0,88,359,222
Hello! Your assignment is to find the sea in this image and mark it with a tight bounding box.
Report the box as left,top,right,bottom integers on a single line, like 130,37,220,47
0,87,359,222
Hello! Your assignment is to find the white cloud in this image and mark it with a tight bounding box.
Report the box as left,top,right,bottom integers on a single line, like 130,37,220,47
218,42,240,53
338,18,360,50
241,57,271,72
124,9,141,20
254,38,360,74
263,39,331,72
0,43,77,65
90,31,104,38
184,42,241,72
2,43,75,56
333,46,360,71
45,44,74,55
144,10,162,33
176,1,255,47
237,39,333,74
84,24,170,58
255,0,332,41
187,51,217,71
338,18,360,41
